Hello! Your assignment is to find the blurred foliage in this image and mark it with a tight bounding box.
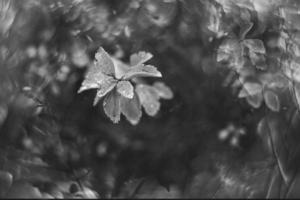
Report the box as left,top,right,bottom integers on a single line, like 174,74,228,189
1,0,300,198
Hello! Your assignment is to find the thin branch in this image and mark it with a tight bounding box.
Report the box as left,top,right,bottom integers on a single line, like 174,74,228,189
129,177,148,199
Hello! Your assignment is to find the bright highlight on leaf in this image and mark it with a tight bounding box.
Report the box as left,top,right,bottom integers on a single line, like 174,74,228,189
78,47,173,125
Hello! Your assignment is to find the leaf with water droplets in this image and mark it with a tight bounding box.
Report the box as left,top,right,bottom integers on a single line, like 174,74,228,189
94,47,115,76
122,64,162,80
103,89,121,123
120,93,142,125
78,47,116,93
117,81,134,99
93,78,117,106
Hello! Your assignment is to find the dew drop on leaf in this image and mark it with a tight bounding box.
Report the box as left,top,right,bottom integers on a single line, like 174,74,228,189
116,80,134,99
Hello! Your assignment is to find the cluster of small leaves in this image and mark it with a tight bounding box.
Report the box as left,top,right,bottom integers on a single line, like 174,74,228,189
214,0,295,112
213,1,300,198
78,47,173,125
214,1,300,113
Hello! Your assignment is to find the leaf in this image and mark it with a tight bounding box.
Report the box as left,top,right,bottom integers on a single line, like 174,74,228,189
293,82,300,108
94,47,115,76
136,84,160,116
264,90,280,112
93,77,117,106
217,39,240,62
5,181,42,198
130,51,153,66
286,60,300,82
248,51,267,70
266,167,282,198
120,93,142,125
266,116,291,184
0,170,12,197
0,0,16,36
285,172,300,198
243,39,266,54
103,89,121,123
122,64,162,80
256,117,272,153
238,81,262,98
153,82,173,99
117,81,134,99
246,93,263,108
112,58,130,80
78,47,116,93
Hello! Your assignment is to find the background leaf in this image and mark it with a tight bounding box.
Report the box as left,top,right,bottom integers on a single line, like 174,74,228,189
217,39,240,62
153,82,174,100
243,39,266,54
5,181,42,198
136,84,160,116
0,170,12,197
264,90,280,112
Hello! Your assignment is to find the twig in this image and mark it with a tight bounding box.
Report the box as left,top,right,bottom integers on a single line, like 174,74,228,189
129,177,148,199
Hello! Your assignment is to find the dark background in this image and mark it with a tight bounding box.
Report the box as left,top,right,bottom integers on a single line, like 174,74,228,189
0,0,299,198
